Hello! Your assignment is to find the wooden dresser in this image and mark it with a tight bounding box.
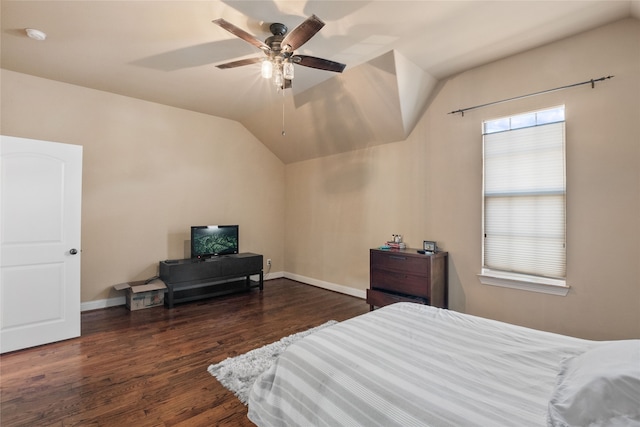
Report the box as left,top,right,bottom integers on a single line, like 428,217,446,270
367,248,448,310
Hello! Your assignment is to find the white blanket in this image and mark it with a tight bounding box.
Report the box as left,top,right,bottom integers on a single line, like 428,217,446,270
248,303,596,427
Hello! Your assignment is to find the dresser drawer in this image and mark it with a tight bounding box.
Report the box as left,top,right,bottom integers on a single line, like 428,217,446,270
370,251,431,276
371,270,430,298
366,289,427,308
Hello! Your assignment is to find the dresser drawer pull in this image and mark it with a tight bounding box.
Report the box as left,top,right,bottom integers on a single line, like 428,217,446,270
389,256,407,261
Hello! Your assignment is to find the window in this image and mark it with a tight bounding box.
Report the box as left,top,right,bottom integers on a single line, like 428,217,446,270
479,106,568,295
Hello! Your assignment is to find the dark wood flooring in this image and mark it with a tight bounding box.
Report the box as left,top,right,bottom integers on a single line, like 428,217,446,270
0,278,370,426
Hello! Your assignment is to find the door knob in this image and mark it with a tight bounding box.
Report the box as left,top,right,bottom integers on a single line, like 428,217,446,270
70,248,78,255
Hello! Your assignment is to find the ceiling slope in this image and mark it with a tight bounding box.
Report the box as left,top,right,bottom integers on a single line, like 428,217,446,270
241,50,436,164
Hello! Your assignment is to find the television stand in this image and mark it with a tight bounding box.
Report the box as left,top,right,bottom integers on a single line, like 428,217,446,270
159,253,263,308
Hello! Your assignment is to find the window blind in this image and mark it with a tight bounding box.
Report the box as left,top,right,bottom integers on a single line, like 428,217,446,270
483,113,566,279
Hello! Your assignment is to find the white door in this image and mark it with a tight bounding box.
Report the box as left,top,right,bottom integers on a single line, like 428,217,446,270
1,136,82,353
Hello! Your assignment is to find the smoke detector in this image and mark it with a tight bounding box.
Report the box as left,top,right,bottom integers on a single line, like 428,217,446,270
26,28,47,41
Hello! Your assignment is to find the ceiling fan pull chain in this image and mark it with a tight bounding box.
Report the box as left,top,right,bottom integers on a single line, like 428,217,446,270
281,97,286,136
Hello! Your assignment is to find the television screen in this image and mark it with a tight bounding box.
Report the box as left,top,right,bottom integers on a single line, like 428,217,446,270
191,225,239,258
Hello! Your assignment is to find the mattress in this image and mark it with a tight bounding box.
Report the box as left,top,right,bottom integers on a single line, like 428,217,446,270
247,302,597,427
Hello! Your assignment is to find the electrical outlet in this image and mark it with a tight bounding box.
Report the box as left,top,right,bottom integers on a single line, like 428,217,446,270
267,259,272,266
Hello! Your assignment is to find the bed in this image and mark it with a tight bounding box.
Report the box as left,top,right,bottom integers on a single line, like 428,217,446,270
248,303,640,427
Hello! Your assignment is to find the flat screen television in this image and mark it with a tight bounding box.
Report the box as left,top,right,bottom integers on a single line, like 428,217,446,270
190,225,239,259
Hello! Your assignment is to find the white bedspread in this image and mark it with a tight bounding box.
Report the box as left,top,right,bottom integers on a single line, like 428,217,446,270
248,303,596,427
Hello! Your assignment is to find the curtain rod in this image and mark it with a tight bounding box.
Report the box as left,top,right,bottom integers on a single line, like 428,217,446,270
448,75,614,116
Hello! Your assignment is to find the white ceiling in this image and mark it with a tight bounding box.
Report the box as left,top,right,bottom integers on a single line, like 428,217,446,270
2,1,639,163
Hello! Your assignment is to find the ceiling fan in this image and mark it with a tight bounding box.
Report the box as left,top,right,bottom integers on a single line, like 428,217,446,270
212,15,346,90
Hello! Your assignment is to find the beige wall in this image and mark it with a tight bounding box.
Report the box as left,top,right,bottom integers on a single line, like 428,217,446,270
2,18,637,340
284,18,640,340
1,70,285,303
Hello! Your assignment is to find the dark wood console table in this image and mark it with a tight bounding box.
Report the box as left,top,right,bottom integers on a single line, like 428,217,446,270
367,248,448,310
159,253,263,308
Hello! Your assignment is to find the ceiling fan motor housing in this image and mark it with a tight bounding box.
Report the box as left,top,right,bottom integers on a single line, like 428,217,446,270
265,35,284,53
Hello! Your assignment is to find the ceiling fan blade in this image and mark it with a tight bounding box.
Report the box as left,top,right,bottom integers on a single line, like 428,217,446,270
282,15,325,51
212,18,270,52
294,55,346,73
216,57,263,69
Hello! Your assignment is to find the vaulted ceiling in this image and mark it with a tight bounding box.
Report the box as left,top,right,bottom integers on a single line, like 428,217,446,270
2,1,639,163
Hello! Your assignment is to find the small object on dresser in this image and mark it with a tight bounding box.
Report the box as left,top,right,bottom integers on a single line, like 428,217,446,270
423,240,437,253
386,241,406,249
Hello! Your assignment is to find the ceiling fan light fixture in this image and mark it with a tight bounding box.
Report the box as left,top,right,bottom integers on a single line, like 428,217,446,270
261,59,273,79
283,61,294,80
274,68,284,88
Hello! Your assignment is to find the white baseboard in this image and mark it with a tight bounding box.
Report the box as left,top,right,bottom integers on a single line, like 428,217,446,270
81,296,125,312
262,270,285,281
253,271,285,281
81,271,364,311
284,272,366,299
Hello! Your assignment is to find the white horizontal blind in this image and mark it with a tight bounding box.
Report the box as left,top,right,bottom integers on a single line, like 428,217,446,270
483,107,566,279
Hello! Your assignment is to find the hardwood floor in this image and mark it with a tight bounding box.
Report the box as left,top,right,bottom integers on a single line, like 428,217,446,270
0,278,370,426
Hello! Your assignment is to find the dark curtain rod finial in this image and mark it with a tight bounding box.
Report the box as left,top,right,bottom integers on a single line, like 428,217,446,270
592,75,615,88
449,75,614,116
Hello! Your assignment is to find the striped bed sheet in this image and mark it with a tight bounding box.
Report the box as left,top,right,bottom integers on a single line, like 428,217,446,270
248,302,596,427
